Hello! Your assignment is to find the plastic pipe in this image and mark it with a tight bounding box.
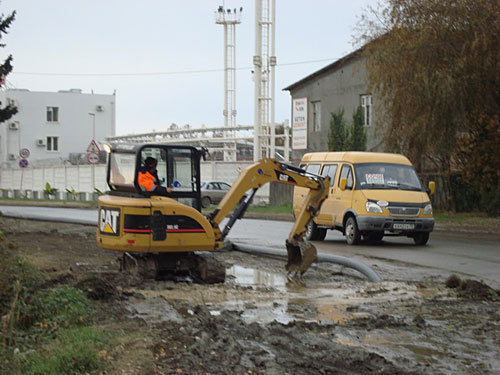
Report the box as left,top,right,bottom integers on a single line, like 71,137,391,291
232,242,382,282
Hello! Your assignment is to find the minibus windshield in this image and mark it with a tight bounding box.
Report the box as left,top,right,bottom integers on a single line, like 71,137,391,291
354,163,423,191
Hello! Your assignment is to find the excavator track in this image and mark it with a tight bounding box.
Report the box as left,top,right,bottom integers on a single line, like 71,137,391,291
120,252,226,284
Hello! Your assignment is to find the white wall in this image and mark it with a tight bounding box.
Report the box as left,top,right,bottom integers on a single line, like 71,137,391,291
0,161,270,203
0,89,115,168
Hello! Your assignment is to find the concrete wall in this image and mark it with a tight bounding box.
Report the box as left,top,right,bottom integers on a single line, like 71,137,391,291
0,89,116,168
0,161,271,204
287,56,383,162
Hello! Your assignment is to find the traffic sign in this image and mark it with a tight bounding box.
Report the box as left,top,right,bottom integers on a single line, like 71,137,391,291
87,140,100,153
19,158,29,169
19,148,30,159
87,152,100,164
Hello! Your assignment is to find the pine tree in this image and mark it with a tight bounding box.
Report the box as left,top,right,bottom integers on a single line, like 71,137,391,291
0,10,17,123
349,106,367,151
328,108,348,151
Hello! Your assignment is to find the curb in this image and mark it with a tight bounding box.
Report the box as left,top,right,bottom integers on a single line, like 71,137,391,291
1,200,497,235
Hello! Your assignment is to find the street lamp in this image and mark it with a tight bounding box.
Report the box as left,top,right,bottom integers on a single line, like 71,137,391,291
88,112,95,140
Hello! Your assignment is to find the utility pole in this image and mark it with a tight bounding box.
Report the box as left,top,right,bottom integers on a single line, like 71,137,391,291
215,4,242,161
253,0,276,161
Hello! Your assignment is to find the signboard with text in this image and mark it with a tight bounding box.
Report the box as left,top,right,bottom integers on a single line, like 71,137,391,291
292,97,307,150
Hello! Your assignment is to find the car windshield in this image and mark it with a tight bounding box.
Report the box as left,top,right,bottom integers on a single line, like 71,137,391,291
354,163,423,191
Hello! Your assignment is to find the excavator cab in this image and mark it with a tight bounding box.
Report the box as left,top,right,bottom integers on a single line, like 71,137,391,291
106,143,205,210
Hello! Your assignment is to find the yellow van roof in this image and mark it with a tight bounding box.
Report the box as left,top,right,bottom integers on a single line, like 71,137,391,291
301,152,412,165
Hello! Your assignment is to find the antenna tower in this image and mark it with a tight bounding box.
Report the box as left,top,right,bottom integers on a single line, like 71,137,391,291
215,4,242,161
253,0,276,161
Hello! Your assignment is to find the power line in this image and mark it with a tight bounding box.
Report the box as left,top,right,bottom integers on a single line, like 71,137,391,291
11,58,337,77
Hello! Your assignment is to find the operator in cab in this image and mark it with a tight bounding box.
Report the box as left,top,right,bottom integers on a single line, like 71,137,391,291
138,157,172,195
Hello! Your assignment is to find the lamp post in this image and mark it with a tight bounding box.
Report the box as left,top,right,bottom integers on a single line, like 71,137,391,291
88,112,96,197
88,112,96,140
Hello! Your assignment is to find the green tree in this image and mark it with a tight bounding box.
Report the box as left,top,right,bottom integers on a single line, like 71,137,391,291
357,0,499,212
0,10,17,123
348,106,366,151
328,108,348,151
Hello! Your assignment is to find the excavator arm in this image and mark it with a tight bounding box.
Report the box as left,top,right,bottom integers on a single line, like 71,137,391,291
208,158,329,275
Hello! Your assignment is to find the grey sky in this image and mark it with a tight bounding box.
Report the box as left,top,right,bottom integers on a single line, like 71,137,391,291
2,0,378,135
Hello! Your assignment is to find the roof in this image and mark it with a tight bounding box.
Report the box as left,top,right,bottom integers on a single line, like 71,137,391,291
300,152,412,166
283,47,364,92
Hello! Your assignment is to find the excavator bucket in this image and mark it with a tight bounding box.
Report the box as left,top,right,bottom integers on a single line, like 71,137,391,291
285,239,317,275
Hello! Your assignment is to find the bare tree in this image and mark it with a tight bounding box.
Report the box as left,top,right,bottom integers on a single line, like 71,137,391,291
357,0,499,212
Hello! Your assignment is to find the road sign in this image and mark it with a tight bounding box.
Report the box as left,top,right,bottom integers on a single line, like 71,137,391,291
19,158,29,169
87,140,100,153
19,148,30,159
88,152,100,164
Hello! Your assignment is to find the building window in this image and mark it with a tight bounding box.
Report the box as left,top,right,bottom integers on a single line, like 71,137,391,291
361,95,372,126
47,107,59,122
47,136,59,151
312,101,321,132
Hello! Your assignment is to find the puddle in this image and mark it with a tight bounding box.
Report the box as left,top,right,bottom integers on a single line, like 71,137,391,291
121,266,449,327
226,265,288,291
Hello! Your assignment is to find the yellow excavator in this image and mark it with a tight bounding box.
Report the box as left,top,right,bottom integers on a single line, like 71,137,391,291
96,143,329,282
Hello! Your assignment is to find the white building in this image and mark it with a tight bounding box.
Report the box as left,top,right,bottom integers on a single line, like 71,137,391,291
0,89,116,168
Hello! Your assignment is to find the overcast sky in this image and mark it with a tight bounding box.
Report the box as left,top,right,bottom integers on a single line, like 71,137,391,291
2,0,379,135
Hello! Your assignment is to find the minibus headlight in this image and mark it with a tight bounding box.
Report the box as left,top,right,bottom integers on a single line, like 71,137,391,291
366,201,383,213
423,204,433,215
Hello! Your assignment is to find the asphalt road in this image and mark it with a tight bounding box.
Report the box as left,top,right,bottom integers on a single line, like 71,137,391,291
1,205,499,288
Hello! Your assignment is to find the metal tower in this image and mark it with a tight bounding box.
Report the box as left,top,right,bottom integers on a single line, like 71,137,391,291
215,5,242,161
253,0,276,161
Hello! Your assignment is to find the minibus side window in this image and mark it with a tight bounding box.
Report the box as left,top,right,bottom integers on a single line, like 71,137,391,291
305,164,321,175
321,164,338,186
339,164,354,190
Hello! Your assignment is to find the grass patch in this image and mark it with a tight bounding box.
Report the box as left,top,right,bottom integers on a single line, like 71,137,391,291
0,234,111,375
434,211,500,227
246,203,293,214
20,327,109,375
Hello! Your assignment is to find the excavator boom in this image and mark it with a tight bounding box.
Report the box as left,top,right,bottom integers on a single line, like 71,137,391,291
208,158,329,274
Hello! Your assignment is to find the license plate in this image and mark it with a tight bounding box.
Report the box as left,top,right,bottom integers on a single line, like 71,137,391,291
393,223,415,230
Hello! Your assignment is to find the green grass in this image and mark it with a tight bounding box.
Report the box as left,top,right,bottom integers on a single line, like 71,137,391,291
434,211,500,227
0,240,110,375
246,203,293,214
20,327,109,375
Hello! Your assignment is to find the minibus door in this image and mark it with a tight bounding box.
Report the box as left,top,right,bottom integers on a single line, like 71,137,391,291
333,164,354,226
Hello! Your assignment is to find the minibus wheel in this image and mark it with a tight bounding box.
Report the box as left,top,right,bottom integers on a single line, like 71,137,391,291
413,232,429,245
305,220,327,241
345,217,361,245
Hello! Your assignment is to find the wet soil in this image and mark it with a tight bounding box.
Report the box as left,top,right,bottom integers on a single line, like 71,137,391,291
1,217,499,374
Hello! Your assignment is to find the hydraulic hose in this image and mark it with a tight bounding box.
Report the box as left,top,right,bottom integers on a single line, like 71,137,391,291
231,242,382,282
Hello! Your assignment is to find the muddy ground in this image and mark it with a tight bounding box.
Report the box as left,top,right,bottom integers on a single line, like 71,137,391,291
1,217,499,374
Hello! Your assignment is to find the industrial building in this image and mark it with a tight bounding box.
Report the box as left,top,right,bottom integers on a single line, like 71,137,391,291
0,88,116,168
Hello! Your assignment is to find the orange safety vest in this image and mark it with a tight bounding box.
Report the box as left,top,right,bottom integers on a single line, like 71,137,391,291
137,170,157,192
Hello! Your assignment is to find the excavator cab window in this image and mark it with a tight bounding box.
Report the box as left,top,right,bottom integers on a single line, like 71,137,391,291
136,145,202,210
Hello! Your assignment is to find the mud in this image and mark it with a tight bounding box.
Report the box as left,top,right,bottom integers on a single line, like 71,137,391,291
1,217,499,374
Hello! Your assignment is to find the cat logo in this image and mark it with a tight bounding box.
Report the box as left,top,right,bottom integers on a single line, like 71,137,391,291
99,207,120,236
274,170,296,184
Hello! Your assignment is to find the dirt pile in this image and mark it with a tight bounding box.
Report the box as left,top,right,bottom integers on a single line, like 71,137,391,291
445,274,498,300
